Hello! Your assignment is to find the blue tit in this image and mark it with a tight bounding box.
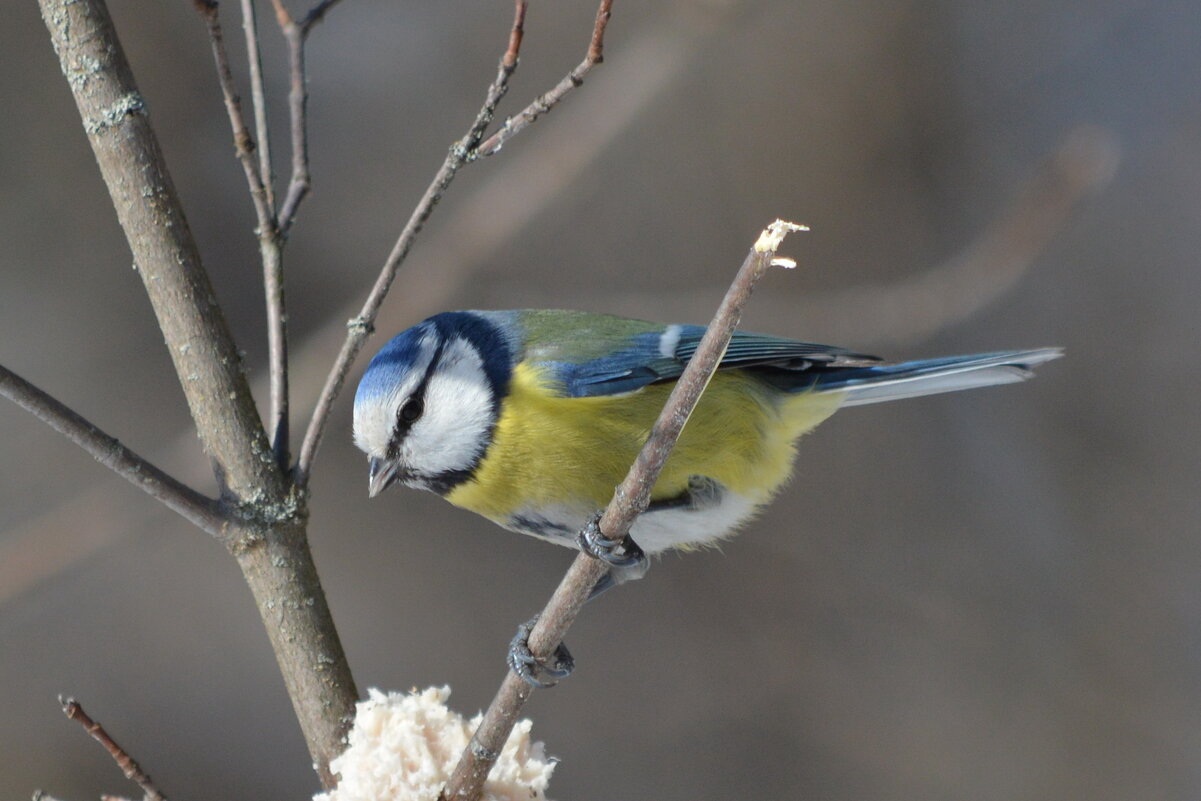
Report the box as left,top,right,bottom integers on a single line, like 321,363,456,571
353,309,1061,556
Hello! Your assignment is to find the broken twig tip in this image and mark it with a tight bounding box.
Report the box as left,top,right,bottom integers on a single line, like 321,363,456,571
754,219,807,253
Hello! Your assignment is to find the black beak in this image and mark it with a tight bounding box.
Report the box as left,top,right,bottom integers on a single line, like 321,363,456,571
368,457,400,498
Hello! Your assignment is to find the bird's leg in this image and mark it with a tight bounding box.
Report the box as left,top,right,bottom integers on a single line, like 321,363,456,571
578,512,649,583
507,614,575,688
511,479,722,687
509,512,651,687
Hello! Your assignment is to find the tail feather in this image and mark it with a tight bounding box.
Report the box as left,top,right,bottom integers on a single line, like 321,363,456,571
811,348,1063,407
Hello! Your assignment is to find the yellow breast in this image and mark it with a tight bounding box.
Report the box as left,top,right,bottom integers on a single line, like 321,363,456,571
445,362,845,527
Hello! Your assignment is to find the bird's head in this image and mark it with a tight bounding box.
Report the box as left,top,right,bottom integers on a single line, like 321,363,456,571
353,312,513,497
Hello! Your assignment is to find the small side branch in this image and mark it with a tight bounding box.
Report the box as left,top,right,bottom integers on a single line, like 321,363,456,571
269,0,341,235
476,0,613,157
0,364,224,537
60,696,168,801
441,220,806,801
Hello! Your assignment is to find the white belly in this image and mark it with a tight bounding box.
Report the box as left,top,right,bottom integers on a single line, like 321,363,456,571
503,489,759,554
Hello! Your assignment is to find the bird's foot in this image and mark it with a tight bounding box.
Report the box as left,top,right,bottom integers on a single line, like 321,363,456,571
507,615,575,688
578,513,648,579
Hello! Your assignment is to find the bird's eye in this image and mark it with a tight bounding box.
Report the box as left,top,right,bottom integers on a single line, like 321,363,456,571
399,397,424,424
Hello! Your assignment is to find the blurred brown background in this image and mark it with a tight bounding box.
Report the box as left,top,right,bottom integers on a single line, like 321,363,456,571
2,0,1199,799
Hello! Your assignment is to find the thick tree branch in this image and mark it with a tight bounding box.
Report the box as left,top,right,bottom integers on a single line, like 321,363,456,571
39,0,283,504
442,220,806,801
226,516,357,790
39,0,357,785
0,364,223,536
60,696,168,801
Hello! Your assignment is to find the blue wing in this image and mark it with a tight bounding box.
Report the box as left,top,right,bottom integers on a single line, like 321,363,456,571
523,315,878,398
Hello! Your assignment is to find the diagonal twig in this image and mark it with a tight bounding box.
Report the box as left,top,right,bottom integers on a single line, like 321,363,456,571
294,0,535,487
441,220,806,801
60,696,168,801
0,364,225,537
295,0,618,487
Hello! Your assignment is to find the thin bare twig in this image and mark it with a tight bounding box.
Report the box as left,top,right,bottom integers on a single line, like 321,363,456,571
476,0,613,157
196,2,292,466
0,364,224,536
198,1,299,466
295,0,535,486
274,26,309,234
269,0,342,235
261,242,290,466
240,0,275,210
60,696,168,801
254,0,355,464
195,1,275,236
441,220,806,801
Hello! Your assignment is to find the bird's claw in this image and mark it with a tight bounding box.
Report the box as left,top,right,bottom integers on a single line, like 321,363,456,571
578,514,647,571
507,615,575,688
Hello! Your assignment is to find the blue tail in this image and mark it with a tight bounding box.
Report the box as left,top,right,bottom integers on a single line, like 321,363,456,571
806,348,1063,406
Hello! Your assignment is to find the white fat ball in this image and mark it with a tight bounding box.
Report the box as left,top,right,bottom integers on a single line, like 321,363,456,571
314,686,557,801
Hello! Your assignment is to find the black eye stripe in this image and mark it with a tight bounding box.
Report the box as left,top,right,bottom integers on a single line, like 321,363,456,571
385,338,446,458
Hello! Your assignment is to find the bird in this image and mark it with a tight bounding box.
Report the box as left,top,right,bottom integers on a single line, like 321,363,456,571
353,309,1061,558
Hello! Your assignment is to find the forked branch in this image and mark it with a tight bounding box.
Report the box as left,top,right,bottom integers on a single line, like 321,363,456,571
267,0,343,234
476,0,614,157
441,220,807,801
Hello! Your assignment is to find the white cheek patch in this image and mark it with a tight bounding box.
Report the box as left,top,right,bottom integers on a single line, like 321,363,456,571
402,336,495,477
352,329,439,459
